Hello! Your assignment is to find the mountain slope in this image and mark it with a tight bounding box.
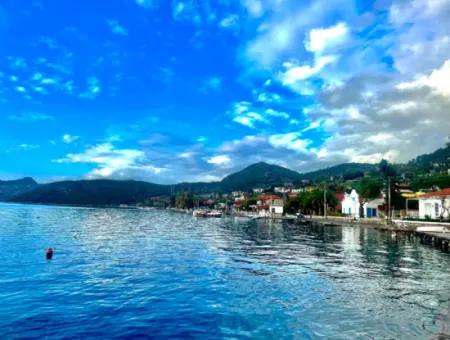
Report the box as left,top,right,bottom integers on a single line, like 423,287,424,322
10,179,170,206
301,163,379,181
220,162,302,191
408,145,450,171
0,177,38,201
9,162,303,205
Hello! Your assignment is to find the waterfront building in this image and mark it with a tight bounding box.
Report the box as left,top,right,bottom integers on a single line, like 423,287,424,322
418,188,450,219
257,194,284,216
340,190,383,218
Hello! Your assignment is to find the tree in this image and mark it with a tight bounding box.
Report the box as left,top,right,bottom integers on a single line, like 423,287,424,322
175,192,194,209
285,195,301,214
298,190,337,216
379,159,396,178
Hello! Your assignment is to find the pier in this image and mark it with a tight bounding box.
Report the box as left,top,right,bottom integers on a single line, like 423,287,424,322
416,231,450,252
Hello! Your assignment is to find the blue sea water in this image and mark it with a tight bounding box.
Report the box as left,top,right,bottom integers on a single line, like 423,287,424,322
0,203,450,339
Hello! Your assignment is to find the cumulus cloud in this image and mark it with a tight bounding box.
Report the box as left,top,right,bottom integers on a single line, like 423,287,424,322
55,143,165,178
396,59,450,97
305,22,349,54
207,154,231,166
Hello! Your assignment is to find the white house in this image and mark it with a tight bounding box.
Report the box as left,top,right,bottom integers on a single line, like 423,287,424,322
257,195,284,216
418,188,450,219
341,189,383,218
364,198,384,218
274,187,290,194
341,189,360,217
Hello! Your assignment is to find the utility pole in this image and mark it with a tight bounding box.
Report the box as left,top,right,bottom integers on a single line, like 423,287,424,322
324,182,327,219
387,177,391,224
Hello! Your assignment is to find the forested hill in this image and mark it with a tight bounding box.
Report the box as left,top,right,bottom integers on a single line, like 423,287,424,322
300,163,379,181
408,144,450,172
0,177,38,201
6,143,450,206
8,162,303,205
220,162,302,191
10,179,170,206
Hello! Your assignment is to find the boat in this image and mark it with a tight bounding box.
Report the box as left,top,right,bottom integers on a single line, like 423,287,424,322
206,210,222,218
193,209,223,218
193,209,207,217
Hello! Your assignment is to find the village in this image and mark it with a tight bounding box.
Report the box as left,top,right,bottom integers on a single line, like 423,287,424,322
145,176,450,224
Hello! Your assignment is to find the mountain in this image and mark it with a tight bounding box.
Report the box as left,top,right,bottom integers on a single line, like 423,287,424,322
10,179,170,206
220,162,302,191
301,163,379,181
9,162,302,205
407,145,450,172
0,177,38,201
8,144,450,206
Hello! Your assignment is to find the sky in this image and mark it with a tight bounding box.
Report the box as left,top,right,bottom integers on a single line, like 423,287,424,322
0,0,449,184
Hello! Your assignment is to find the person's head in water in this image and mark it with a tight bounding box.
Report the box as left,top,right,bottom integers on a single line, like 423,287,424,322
46,247,53,260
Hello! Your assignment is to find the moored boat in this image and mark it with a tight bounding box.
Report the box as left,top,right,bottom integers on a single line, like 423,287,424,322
206,210,222,218
193,209,208,217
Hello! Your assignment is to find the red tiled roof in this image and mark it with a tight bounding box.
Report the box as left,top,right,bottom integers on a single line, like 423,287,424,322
258,194,281,201
420,188,450,198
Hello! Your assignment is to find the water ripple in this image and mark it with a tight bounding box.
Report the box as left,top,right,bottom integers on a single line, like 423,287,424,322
0,203,450,339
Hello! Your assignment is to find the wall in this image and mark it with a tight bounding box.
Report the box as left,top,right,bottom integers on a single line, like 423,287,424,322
419,198,450,219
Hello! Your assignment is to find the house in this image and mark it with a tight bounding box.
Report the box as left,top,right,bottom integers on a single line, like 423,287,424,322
364,198,384,218
291,188,304,193
257,194,284,216
232,191,246,202
418,188,450,219
274,187,290,194
341,190,360,217
340,189,383,218
253,188,265,194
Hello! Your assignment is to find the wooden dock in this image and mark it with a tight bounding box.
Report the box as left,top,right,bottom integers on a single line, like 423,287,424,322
416,231,450,252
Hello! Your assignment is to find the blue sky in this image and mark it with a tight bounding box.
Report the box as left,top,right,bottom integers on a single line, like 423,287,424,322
1,0,449,183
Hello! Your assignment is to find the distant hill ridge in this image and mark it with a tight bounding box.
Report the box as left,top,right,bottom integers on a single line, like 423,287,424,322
5,144,450,205
0,177,38,201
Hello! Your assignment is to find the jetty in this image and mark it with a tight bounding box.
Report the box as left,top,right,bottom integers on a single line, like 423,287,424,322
416,231,450,252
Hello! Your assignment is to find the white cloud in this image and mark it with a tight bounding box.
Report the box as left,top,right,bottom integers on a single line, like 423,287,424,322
228,101,291,128
280,55,336,85
242,0,263,17
55,143,165,178
268,132,311,152
106,19,128,36
305,22,349,54
62,134,80,144
207,155,231,166
396,59,450,97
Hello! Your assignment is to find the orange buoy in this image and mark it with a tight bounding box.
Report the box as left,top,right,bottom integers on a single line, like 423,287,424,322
46,247,53,260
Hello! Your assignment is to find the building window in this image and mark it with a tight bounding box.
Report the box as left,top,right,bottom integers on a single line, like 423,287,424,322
435,203,440,217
